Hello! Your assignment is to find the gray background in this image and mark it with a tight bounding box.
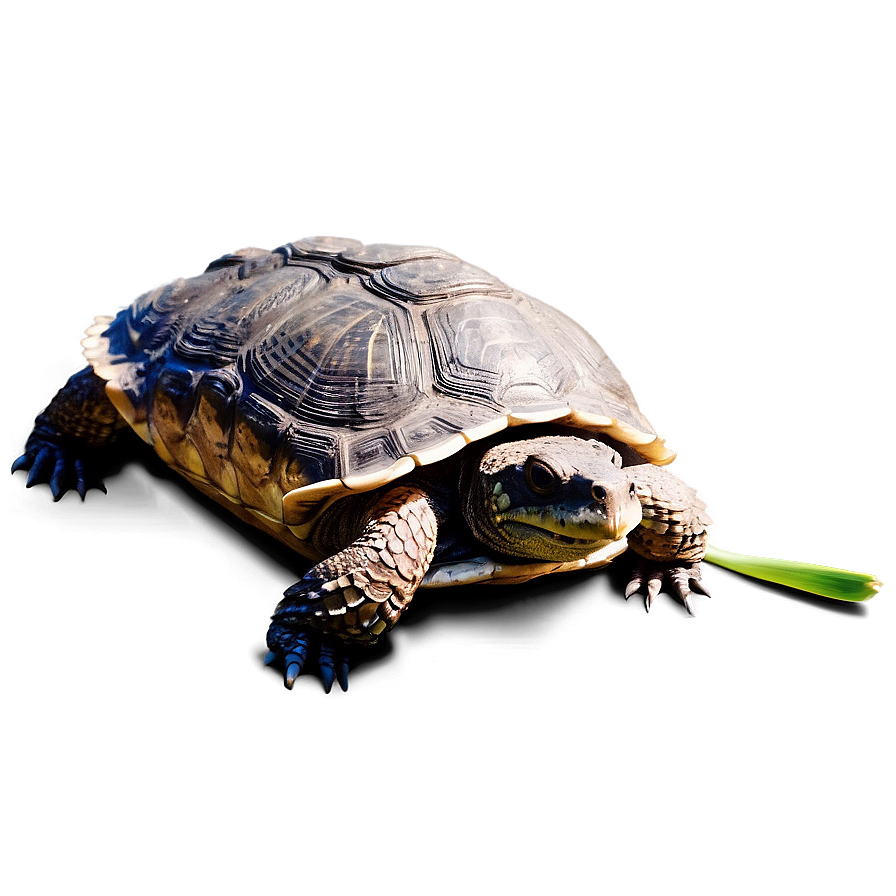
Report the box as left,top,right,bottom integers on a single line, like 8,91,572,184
3,2,893,894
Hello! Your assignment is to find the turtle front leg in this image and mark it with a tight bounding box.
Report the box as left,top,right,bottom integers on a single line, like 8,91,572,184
12,366,129,500
266,485,438,692
625,464,713,614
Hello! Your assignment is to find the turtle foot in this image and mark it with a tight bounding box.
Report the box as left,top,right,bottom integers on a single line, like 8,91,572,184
625,560,711,615
265,621,351,693
11,434,107,501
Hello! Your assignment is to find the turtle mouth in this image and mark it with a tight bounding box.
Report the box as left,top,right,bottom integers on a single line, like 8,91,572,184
506,521,606,547
496,506,626,546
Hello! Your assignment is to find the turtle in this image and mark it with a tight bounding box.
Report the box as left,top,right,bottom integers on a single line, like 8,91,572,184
13,235,714,691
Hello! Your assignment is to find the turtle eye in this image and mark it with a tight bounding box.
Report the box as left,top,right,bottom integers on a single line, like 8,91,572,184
525,459,558,496
592,484,608,501
629,483,636,498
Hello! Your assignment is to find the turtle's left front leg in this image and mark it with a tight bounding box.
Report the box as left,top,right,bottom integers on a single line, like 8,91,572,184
625,464,713,614
266,485,438,692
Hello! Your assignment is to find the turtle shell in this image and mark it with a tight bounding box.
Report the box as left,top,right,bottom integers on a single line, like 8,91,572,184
83,236,673,552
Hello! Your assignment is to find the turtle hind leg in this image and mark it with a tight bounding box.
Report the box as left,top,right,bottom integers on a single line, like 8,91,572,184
12,366,129,501
265,485,439,692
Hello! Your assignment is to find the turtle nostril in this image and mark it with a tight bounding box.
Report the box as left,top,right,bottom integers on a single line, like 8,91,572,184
592,484,607,501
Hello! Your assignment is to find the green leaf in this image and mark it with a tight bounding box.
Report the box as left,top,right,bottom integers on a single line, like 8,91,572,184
703,544,883,602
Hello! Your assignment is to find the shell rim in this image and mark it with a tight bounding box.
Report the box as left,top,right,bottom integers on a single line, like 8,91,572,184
277,405,674,523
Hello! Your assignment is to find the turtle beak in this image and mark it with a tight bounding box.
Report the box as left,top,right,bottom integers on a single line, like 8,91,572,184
611,495,644,540
607,509,625,540
598,483,643,541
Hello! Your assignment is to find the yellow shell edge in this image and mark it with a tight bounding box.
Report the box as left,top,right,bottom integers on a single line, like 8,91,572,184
409,433,469,467
506,404,571,426
282,406,675,523
339,456,417,492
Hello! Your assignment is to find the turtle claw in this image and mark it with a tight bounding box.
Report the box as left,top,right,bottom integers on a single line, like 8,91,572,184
284,658,305,690
266,621,349,693
336,655,350,693
626,560,709,615
690,577,712,599
13,437,107,500
318,639,337,693
50,457,68,500
316,643,350,694
25,446,54,487
74,458,88,499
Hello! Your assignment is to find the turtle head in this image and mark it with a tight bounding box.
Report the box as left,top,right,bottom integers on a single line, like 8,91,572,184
462,436,644,562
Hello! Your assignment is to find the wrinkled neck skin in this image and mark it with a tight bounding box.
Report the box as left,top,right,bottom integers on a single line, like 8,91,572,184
459,435,644,563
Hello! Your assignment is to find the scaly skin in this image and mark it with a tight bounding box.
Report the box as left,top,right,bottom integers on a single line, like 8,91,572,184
266,486,439,691
625,463,713,613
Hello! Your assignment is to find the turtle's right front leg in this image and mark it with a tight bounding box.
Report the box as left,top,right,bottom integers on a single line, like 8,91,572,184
625,463,713,613
12,366,129,500
266,485,438,692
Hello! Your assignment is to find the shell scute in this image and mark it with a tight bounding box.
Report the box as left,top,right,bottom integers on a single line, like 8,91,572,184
337,243,457,268
150,367,199,439
423,296,577,411
227,395,298,518
181,370,244,499
186,393,238,498
397,412,471,456
344,429,407,476
285,236,363,258
241,279,419,430
143,366,212,476
369,256,511,304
